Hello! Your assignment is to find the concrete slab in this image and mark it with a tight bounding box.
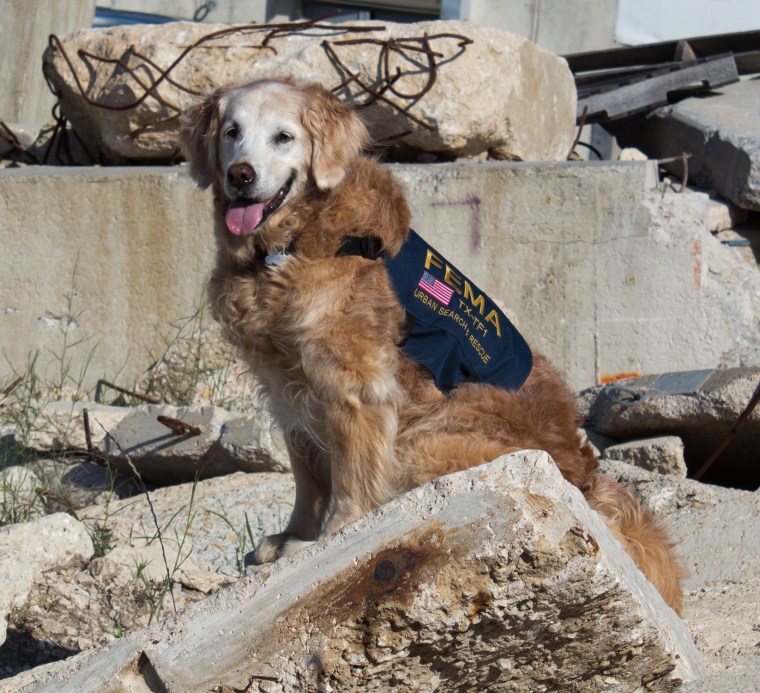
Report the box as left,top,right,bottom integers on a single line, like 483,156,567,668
615,79,760,212
16,452,706,692
1,161,760,393
0,165,214,391
103,404,288,483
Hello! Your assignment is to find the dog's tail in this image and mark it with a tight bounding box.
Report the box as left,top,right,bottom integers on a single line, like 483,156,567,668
584,473,686,613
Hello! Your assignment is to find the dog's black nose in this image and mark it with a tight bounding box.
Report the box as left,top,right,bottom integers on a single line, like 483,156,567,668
227,163,255,188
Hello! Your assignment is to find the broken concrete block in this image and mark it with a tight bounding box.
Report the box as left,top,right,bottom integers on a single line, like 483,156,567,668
22,401,129,452
604,435,687,477
24,452,705,692
103,404,288,484
705,195,748,233
42,20,576,162
579,368,760,490
0,513,93,646
103,404,234,483
615,79,760,212
218,413,290,473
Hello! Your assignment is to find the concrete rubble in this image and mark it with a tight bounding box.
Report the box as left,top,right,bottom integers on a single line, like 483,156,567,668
616,78,760,212
0,513,93,647
103,403,289,483
0,472,294,679
89,540,228,595
2,13,760,693
1,396,758,689
19,401,129,452
579,367,760,489
603,435,687,477
75,471,296,576
2,396,288,485
4,452,706,692
41,20,576,162
0,456,139,523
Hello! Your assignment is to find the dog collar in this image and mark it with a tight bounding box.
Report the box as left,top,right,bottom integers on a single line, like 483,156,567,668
337,235,385,260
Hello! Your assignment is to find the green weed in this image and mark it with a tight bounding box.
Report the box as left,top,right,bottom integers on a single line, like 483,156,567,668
206,506,258,578
0,464,41,526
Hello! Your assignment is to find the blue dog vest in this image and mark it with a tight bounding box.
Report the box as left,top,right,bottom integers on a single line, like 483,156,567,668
339,230,533,392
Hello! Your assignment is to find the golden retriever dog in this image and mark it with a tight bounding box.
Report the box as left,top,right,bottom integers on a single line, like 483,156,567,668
181,78,684,612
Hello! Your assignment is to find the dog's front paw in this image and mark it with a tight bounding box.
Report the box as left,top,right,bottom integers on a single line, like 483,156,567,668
248,532,289,565
246,533,314,565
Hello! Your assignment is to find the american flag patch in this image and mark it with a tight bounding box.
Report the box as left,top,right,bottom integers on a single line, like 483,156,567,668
418,271,454,306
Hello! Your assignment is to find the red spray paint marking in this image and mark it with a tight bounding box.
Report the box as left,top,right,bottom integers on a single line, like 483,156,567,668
692,241,702,289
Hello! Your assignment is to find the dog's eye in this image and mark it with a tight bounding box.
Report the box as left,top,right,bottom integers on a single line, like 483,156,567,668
274,131,293,145
224,125,239,140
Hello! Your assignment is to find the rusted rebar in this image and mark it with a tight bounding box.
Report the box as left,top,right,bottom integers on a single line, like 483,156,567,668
42,19,474,153
157,415,201,437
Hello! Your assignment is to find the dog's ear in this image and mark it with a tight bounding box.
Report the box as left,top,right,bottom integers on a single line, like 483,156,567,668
180,87,230,189
302,86,368,191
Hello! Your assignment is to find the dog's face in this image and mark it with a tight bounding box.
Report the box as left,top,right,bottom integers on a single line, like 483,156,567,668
181,79,367,241
217,83,311,236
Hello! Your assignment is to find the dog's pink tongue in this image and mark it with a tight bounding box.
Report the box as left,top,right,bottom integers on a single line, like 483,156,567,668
225,200,265,236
